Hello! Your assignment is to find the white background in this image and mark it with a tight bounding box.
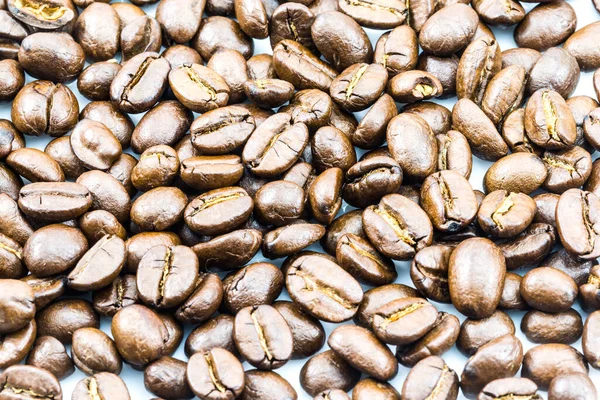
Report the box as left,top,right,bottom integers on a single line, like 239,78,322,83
2,0,600,398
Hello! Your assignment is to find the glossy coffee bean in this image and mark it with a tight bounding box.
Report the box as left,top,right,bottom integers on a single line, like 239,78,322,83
70,119,122,171
556,189,600,260
521,267,578,313
36,298,99,344
354,283,420,328
272,40,337,91
521,309,583,345
72,372,130,400
92,274,138,317
300,350,360,396
402,356,459,400
583,310,600,369
8,148,64,183
522,344,588,390
527,47,580,99
131,186,187,231
18,32,84,82
241,370,297,400
120,16,162,62
273,301,325,360
71,327,121,375
191,105,256,155
484,153,547,194
564,22,600,71
222,262,283,314
169,63,230,113
419,4,478,56
457,311,515,356
372,297,438,346
477,190,536,238
184,314,237,357
132,101,193,154
456,37,501,105
0,59,23,101
26,335,74,380
187,348,245,400
0,365,62,399
144,356,193,400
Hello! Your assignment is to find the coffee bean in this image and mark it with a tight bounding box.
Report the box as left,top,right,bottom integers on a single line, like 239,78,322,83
578,266,600,311
387,70,443,103
522,309,583,345
484,153,547,194
184,314,237,357
222,262,283,314
419,4,478,56
0,365,62,399
273,301,325,360
8,0,76,31
92,274,138,317
528,47,580,99
244,79,295,109
564,22,600,71
0,59,23,101
396,312,460,368
120,16,162,62
22,275,66,311
144,356,193,400
371,297,437,346
36,298,99,344
308,168,343,225
70,119,122,171
162,45,203,68
336,233,397,286
273,40,337,91
351,95,397,149
111,304,167,368
191,105,256,155
0,233,25,279
583,310,600,369
548,373,597,400
502,47,541,74
193,16,253,60
73,3,120,61
330,63,387,112
187,348,244,399
18,32,84,82
477,190,536,238
556,189,600,259
156,0,204,44
478,378,541,400
72,372,130,400
522,344,588,390
242,370,297,400
314,390,350,400
300,350,360,396
132,100,193,154
402,356,459,400
280,89,333,130
131,186,187,232
456,38,501,105
71,327,122,375
543,146,592,193
457,310,515,356
169,63,230,113
26,335,74,380
521,267,578,313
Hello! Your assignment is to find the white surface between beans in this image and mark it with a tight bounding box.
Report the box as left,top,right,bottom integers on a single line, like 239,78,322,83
1,0,600,398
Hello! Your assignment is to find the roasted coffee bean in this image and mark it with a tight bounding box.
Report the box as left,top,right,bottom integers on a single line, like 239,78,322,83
187,348,244,399
419,4,478,56
584,108,600,151
548,373,597,400
131,145,179,191
0,59,23,101
352,379,400,400
396,312,460,368
246,53,276,81
0,365,62,399
481,66,526,125
484,153,547,194
263,223,324,259
308,168,343,225
180,155,243,191
81,102,135,150
355,283,420,328
79,210,126,245
330,63,387,112
92,274,138,317
564,22,600,71
311,126,356,172
310,11,372,71
371,297,437,346
23,224,87,277
416,53,459,98
111,2,145,27
0,39,19,60
522,344,588,390
222,262,283,314
515,1,576,51
19,182,92,222
502,47,541,74
328,325,397,381
421,170,477,232
457,311,515,356
26,335,73,380
337,0,406,29
244,79,294,109
556,189,600,260
436,130,472,178
235,0,269,39
191,105,256,155
0,193,33,246
169,63,230,113
153,313,182,357
11,81,79,137
36,298,99,344
452,98,508,161
410,245,452,303
456,38,501,105
7,148,64,183
373,25,418,77
125,232,180,273
184,314,237,357
110,52,170,114
387,70,443,103
336,233,396,286
568,96,599,149
234,304,293,370
461,334,524,398
540,248,594,286
272,40,337,91
18,32,84,82
131,186,187,232
156,0,204,44
0,120,24,160
449,238,506,319
111,304,167,367
580,266,600,312
72,372,130,400
528,47,580,99
132,101,192,154
542,146,592,193
254,181,305,226
77,61,122,102
342,156,402,208
525,89,577,150
582,310,600,370
521,267,578,313
300,350,360,396
403,101,452,136
350,95,396,149
193,16,253,60
71,327,122,375
362,194,433,260
174,272,222,324
472,0,524,26
136,244,198,309
70,119,122,171
144,356,193,400
242,370,297,400
120,16,162,62
44,137,86,179
273,301,325,360
286,252,363,323
387,113,437,181
521,309,583,345
76,170,131,223
500,223,556,270
22,275,66,310
269,3,316,52
478,378,541,400
0,233,26,279
73,3,120,61
7,0,77,32
243,113,308,177
402,356,459,400
193,229,261,271
280,89,333,130
321,209,365,256
162,45,203,68
533,192,559,227
477,190,536,238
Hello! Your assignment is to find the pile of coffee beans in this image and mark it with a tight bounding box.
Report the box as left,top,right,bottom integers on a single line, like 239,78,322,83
1,0,600,398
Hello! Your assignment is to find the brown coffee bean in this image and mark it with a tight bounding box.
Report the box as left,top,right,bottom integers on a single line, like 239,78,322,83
461,334,524,398
472,0,524,26
321,209,365,256
269,3,316,52
308,168,343,225
481,66,527,125
273,301,325,360
131,187,187,232
162,45,203,68
11,81,79,137
242,370,297,400
72,372,130,400
191,105,256,155
556,189,600,260
543,146,592,193
330,63,387,112
419,4,478,56
156,0,204,44
539,248,594,286
71,327,121,375
355,283,420,328
528,47,580,99
222,262,283,314
477,190,536,238
525,89,577,149
533,193,559,227
522,344,588,390
452,98,508,161
410,245,452,303
300,350,360,396
522,309,583,345
36,298,99,344
8,0,76,31
144,356,193,400
371,297,437,346
515,1,576,52
187,348,244,399
336,233,396,286
70,119,122,171
0,233,25,279
352,379,400,400
521,267,578,313
457,310,515,356
92,274,138,317
184,314,237,357
192,16,253,60
272,40,337,91
0,365,62,399
73,3,120,61
76,170,131,224
500,223,556,270
0,59,23,101
502,47,541,74
18,182,92,222
484,153,547,194
263,223,325,259
374,25,418,77
44,137,86,180
416,53,459,98
478,378,541,400
436,130,472,179
18,32,84,82
8,148,64,183
456,38,501,105
26,335,74,380
125,232,180,273
22,275,66,311
81,101,135,150
79,210,126,245
132,100,193,154
193,229,261,271
169,63,230,113
120,16,162,62
564,22,600,71
402,356,459,400
280,89,333,130
244,79,294,109
387,70,443,103
548,373,597,400
396,312,460,368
